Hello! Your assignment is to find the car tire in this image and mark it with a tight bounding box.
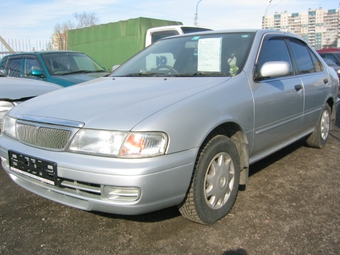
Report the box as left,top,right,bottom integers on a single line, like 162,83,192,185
178,135,240,225
306,104,331,148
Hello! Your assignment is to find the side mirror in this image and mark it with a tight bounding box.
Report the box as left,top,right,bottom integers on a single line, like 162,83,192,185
111,65,120,72
30,67,44,77
259,61,290,79
0,69,8,76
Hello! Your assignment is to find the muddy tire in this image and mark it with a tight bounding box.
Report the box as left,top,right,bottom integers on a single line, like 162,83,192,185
306,104,331,148
178,135,240,225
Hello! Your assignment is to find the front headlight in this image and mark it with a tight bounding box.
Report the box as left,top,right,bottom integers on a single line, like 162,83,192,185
120,132,168,157
2,115,17,138
0,101,15,126
69,129,168,158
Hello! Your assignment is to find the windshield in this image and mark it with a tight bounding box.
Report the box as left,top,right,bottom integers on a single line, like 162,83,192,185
112,32,255,77
323,58,337,66
42,52,106,75
333,52,340,63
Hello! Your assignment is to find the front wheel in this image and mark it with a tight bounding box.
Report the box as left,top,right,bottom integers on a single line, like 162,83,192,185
178,135,240,225
306,104,331,148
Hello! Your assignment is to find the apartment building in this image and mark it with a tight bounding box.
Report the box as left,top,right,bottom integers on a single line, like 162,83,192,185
263,7,340,50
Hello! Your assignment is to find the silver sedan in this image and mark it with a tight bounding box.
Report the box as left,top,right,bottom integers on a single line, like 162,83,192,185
0,29,339,225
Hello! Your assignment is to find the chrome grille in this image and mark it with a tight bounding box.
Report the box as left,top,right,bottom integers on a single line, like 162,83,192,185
16,122,74,150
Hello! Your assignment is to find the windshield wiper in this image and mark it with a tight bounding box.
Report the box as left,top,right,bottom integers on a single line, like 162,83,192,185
117,72,229,77
0,96,35,102
120,72,169,77
60,70,106,75
170,72,229,77
193,72,228,76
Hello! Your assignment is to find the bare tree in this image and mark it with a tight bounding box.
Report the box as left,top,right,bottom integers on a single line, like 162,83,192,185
74,12,100,28
53,21,74,50
52,12,100,50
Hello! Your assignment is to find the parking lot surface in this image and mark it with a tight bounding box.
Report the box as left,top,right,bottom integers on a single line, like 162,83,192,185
1,116,340,255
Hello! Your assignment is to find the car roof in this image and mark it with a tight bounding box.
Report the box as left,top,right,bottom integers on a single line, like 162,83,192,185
2,51,85,57
158,29,303,42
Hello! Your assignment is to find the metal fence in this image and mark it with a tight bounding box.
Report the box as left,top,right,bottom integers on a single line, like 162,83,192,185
0,38,52,59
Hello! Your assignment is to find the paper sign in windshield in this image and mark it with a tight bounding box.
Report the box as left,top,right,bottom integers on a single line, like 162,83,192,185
198,38,222,72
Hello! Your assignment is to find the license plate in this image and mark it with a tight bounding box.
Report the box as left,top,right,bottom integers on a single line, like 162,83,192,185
9,150,58,186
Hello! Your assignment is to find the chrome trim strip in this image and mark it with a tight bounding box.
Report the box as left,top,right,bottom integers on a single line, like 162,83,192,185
17,115,84,128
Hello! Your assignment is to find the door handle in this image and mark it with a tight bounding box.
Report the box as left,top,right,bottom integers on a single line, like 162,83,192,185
295,84,302,91
324,78,328,84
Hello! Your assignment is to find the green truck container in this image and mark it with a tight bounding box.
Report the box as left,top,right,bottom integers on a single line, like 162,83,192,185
68,17,183,70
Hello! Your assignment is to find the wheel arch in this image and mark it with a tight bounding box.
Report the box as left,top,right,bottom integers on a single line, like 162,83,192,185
327,96,337,130
198,122,250,185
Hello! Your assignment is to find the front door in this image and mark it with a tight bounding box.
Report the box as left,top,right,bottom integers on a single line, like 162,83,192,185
250,35,304,158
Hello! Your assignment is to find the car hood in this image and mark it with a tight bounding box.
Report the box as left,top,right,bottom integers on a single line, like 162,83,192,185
11,76,230,130
0,77,62,101
49,72,109,87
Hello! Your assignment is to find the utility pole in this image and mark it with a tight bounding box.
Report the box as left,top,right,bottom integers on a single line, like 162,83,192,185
194,0,203,26
264,0,272,17
263,0,272,28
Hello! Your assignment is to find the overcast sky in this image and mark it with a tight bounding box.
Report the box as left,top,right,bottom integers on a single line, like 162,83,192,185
0,0,338,42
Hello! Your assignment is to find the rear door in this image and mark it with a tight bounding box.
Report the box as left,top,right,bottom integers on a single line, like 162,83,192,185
287,38,330,131
3,55,22,77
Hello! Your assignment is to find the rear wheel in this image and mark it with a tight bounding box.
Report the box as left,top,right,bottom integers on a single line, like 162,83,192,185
178,135,240,225
306,104,331,148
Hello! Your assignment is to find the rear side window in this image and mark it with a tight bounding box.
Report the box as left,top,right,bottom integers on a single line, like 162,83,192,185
5,57,21,77
288,38,323,74
0,57,8,69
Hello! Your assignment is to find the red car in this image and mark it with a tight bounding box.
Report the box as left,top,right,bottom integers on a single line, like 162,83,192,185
317,48,340,79
317,47,340,66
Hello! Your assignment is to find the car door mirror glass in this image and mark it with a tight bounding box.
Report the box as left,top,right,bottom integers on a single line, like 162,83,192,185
31,68,43,77
260,61,290,78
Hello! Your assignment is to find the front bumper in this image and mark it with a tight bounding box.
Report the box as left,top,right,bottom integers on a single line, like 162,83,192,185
0,135,197,215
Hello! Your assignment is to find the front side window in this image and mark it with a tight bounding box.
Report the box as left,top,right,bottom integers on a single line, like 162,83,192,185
256,36,294,77
112,32,255,77
23,56,42,77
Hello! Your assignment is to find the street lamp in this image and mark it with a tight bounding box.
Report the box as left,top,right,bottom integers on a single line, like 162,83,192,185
263,0,272,28
194,0,203,26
